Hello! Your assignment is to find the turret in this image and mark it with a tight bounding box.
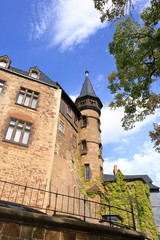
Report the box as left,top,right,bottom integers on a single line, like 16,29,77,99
75,71,103,181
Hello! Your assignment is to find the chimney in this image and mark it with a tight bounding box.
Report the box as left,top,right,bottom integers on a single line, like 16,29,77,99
113,165,118,175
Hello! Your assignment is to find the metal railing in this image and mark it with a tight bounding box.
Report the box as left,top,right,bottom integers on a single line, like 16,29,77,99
0,180,136,230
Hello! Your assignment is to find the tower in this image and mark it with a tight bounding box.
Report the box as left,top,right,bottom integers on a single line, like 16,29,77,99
75,71,103,181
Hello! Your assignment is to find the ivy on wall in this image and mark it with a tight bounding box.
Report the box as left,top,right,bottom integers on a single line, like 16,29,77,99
104,172,157,240
76,161,157,240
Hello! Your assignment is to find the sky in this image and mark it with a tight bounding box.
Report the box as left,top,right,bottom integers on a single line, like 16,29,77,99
1,0,160,186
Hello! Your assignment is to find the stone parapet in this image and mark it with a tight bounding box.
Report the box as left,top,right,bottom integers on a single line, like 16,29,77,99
0,206,147,240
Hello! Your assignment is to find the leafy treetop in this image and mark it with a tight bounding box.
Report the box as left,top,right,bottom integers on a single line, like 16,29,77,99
93,0,132,22
104,0,160,151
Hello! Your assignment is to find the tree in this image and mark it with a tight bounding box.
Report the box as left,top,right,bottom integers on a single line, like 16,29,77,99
95,0,160,151
149,124,160,152
93,0,132,22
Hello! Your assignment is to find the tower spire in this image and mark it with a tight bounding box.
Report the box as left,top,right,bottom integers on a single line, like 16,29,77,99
75,71,103,115
78,70,97,98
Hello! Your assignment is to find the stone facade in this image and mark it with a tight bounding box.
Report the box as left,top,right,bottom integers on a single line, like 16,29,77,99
0,56,103,208
77,109,103,180
0,68,61,192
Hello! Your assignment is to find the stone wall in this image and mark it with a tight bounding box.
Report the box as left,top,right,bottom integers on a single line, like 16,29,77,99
0,68,62,211
0,206,147,240
0,67,83,201
78,109,103,180
50,110,80,196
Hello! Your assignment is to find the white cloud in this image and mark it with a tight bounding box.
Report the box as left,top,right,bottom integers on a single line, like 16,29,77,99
113,146,126,154
94,74,106,91
69,95,78,102
103,140,160,186
100,104,125,144
30,0,107,51
100,103,160,145
30,0,54,40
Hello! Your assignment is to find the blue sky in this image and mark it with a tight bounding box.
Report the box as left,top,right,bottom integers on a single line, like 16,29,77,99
1,0,160,185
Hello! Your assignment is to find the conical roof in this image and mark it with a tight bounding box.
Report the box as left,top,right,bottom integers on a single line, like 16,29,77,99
78,70,97,98
75,70,103,115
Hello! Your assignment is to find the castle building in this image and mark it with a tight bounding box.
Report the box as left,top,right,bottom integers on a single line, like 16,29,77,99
0,55,159,239
0,55,103,199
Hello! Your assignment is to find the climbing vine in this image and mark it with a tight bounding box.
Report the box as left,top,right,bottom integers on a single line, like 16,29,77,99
76,161,157,240
103,172,157,240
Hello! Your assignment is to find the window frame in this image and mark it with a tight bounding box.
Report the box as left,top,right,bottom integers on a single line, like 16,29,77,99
0,61,7,68
81,115,87,128
0,80,5,94
16,87,39,110
84,164,90,181
59,120,65,133
30,71,38,79
81,140,87,155
82,140,87,151
74,115,78,126
72,135,77,148
67,105,72,117
4,118,32,147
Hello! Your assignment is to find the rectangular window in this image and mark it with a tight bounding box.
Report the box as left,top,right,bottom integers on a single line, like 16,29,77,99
85,164,90,180
72,135,77,148
82,140,87,151
67,105,72,117
4,118,32,146
74,115,78,125
81,115,87,128
59,120,64,133
0,80,4,93
16,87,39,109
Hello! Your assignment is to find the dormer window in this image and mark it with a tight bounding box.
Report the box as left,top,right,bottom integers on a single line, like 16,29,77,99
30,72,38,79
0,61,7,68
0,55,11,68
29,67,40,79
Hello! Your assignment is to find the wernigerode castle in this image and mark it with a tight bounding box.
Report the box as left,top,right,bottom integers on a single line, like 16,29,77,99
0,55,159,240
0,54,103,195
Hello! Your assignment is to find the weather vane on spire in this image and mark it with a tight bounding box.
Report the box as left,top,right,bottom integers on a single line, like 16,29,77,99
85,69,89,77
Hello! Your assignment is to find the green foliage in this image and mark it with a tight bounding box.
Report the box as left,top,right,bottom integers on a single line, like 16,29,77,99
93,0,132,22
107,0,160,151
76,161,157,239
149,123,160,152
103,172,158,240
75,154,103,196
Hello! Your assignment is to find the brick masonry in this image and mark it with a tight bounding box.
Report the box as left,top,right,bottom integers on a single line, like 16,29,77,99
0,69,61,193
0,68,82,208
78,109,103,180
0,65,104,206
